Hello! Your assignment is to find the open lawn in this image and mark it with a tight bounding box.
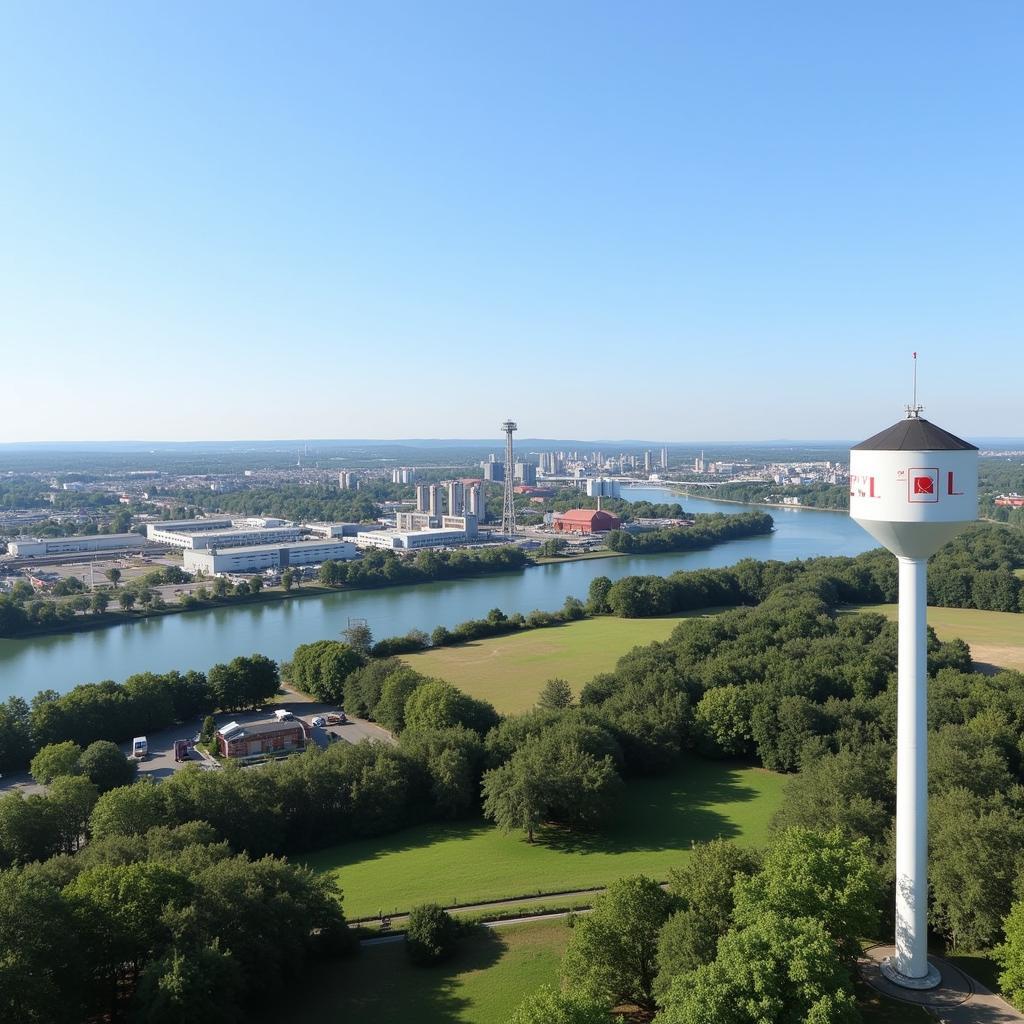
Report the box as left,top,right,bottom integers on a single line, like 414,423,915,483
306,758,784,919
257,918,570,1024
401,613,713,714
258,916,928,1024
853,603,1024,673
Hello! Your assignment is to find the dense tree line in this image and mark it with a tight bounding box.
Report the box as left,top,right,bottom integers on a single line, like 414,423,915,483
979,458,1024,525
0,547,531,639
0,656,279,775
711,480,851,510
606,510,773,554
0,820,349,1023
590,562,1024,957
509,829,880,1023
593,522,1024,618
170,480,411,523
317,544,529,589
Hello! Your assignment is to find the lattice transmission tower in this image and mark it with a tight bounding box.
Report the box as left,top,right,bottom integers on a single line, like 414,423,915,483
500,420,517,536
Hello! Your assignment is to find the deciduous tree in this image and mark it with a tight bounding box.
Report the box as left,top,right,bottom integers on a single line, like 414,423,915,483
562,875,673,1010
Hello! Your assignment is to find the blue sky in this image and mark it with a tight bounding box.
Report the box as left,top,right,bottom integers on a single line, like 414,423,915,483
2,2,1021,442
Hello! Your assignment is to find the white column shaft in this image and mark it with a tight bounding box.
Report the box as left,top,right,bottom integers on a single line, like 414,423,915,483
895,556,929,979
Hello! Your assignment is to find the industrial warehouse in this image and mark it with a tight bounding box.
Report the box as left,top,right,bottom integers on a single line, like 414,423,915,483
182,538,357,574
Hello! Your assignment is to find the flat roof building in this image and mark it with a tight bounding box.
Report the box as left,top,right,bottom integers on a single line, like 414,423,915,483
183,538,357,575
7,533,144,557
145,518,232,539
149,526,302,550
301,521,370,538
354,526,473,550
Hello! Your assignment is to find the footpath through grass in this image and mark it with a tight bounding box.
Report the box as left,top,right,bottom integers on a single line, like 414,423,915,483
307,757,784,919
853,603,1024,673
401,612,715,715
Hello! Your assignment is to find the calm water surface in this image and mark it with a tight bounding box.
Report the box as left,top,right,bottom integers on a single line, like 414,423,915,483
0,490,874,700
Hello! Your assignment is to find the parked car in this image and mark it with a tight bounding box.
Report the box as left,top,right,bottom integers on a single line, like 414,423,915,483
325,712,348,725
310,715,326,728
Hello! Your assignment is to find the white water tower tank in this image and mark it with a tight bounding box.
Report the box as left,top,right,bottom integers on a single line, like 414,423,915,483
850,415,977,558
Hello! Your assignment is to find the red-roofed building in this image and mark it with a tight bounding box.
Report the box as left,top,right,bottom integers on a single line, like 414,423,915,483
552,509,622,534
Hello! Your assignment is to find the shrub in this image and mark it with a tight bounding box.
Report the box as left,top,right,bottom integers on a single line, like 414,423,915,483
405,903,460,965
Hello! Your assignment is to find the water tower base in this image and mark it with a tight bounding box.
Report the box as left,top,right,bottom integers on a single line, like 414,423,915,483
880,957,942,990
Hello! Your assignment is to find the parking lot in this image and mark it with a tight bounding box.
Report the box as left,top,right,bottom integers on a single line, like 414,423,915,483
0,689,393,797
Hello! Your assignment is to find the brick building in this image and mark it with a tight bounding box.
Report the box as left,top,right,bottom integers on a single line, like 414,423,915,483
216,719,307,759
551,509,622,534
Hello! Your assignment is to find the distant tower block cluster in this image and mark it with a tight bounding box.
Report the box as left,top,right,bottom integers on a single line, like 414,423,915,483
447,480,464,516
850,406,977,990
501,420,517,536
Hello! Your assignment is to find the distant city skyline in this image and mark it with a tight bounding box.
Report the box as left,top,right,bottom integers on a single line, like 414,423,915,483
3,2,1021,442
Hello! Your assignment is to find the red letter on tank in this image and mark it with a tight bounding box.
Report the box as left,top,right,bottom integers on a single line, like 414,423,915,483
947,472,963,496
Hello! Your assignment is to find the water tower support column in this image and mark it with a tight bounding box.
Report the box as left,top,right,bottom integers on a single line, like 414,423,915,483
889,556,939,986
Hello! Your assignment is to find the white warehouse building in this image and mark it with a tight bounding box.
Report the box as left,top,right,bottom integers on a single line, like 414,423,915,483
145,518,232,539
148,525,302,550
354,527,471,551
7,533,145,557
183,539,357,575
301,522,369,538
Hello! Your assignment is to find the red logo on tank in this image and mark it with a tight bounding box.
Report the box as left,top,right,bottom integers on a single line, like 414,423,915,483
908,468,939,503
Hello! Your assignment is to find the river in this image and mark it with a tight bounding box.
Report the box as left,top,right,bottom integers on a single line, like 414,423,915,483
0,490,875,701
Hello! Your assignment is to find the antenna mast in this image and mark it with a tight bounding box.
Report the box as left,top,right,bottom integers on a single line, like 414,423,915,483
501,420,517,536
906,352,923,419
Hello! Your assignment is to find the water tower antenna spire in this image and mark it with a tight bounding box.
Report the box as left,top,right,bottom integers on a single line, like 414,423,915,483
906,352,923,419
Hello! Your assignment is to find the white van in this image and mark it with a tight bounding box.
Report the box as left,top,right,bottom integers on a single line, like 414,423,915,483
132,736,148,759
273,709,294,722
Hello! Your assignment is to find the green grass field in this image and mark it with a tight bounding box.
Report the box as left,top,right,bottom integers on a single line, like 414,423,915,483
306,758,784,919
854,603,1024,673
258,918,570,1024
258,916,926,1024
401,613,710,714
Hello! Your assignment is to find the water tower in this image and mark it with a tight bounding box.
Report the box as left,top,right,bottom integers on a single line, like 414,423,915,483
850,406,977,988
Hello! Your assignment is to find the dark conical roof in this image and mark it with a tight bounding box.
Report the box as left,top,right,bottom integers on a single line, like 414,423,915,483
852,416,977,452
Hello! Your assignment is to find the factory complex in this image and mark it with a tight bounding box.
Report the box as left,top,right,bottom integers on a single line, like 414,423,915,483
147,525,303,550
355,513,480,550
183,538,357,575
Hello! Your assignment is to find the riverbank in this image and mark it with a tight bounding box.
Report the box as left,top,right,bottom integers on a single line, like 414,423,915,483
665,487,848,513
0,493,877,701
1,511,773,641
531,549,621,564
0,565,535,641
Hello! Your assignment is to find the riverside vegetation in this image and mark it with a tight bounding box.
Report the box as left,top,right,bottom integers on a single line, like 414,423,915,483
0,508,776,639
5,523,1024,1020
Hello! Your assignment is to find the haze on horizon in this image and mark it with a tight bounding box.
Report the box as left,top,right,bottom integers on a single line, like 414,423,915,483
2,2,1021,444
